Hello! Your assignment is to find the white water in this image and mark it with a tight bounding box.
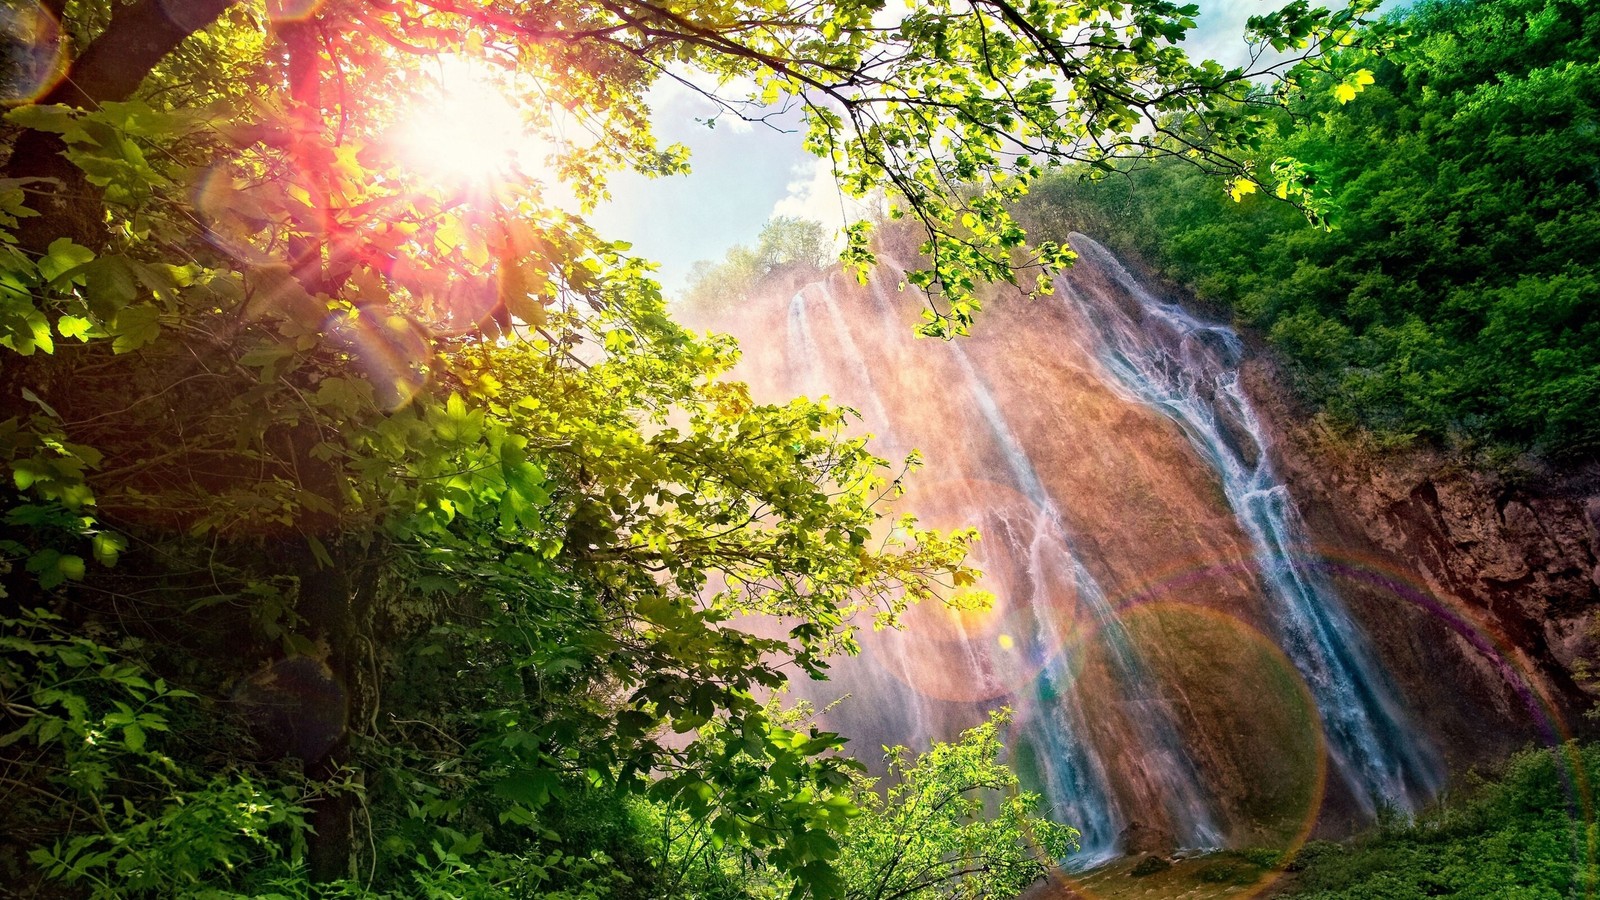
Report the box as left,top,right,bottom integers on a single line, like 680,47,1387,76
1059,234,1444,816
790,273,1223,860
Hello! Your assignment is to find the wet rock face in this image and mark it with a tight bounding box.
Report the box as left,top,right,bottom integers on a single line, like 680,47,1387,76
1119,821,1177,856
703,235,1596,855
1241,359,1600,761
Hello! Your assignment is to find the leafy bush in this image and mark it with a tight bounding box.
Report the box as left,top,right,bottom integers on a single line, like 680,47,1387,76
1020,0,1600,461
834,711,1079,900
1280,743,1600,899
1197,859,1257,884
0,609,315,897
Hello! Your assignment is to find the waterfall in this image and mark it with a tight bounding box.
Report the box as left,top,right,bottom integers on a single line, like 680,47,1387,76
1058,233,1444,816
944,341,1222,856
785,286,823,396
762,239,1441,863
792,275,1223,861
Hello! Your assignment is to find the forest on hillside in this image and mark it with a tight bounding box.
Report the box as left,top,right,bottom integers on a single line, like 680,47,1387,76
1018,0,1600,464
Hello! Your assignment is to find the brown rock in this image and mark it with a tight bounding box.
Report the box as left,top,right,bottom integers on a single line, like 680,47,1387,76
1119,821,1178,856
1240,355,1600,765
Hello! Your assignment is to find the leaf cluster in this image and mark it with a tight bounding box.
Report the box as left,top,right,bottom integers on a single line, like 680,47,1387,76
1280,742,1600,899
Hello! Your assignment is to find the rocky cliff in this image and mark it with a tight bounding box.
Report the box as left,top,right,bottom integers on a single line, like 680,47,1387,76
684,232,1597,859
1245,361,1600,764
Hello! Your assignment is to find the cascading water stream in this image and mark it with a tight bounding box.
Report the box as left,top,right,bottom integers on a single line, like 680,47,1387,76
1058,234,1444,816
786,286,824,396
786,282,940,750
796,271,1222,860
814,282,896,443
942,341,1222,858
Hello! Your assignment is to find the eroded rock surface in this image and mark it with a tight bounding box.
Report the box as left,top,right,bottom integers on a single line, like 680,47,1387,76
1243,363,1600,763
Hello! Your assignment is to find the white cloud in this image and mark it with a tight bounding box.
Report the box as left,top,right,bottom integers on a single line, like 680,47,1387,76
770,156,874,239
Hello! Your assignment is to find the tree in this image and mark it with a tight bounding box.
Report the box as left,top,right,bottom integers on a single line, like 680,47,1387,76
680,216,833,315
646,708,1077,900
835,711,1077,900
0,0,1381,895
1017,0,1600,459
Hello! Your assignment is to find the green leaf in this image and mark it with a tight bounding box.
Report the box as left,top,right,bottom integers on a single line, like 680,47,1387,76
26,549,85,589
56,315,91,340
492,770,559,809
2,305,53,355
238,342,294,368
1334,70,1374,105
91,532,125,567
109,305,160,353
5,105,88,143
305,535,335,569
81,256,139,317
20,386,59,418
38,238,94,284
57,554,85,582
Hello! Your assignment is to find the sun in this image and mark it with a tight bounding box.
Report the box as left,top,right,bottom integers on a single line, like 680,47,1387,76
396,56,547,184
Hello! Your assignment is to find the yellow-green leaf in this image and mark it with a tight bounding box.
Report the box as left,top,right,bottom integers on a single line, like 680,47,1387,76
56,315,91,340
110,305,161,353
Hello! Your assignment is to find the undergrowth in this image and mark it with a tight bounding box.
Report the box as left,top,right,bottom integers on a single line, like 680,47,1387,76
1280,743,1600,899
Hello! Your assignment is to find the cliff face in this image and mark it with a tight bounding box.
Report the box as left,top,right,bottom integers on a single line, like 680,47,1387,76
1243,367,1600,763
688,232,1597,858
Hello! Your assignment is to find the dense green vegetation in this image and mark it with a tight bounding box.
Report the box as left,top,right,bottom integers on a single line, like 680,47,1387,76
1280,743,1599,899
1053,746,1599,898
0,0,1369,896
1020,0,1600,460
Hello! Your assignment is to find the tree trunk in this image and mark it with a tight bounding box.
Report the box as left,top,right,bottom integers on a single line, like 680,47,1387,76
1,0,241,253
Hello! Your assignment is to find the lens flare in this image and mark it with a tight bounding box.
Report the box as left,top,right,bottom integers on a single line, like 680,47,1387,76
192,165,277,264
326,307,432,411
262,0,326,23
1,1,64,105
394,56,550,185
1015,602,1326,897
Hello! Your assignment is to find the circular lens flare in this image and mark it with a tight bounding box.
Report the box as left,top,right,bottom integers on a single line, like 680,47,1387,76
1,2,64,105
327,307,432,411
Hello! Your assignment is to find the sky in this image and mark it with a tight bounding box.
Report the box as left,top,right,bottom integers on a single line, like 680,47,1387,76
584,0,1294,296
